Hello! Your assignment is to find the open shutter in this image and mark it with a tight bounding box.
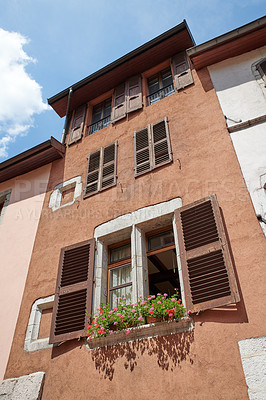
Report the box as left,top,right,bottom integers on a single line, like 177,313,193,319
84,149,101,197
257,59,266,84
151,117,172,168
49,239,95,344
172,51,193,91
175,194,239,313
134,126,152,177
100,141,117,190
68,104,87,145
111,83,126,123
126,75,142,113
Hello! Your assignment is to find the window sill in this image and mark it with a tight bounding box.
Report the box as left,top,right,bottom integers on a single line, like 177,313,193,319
86,317,193,350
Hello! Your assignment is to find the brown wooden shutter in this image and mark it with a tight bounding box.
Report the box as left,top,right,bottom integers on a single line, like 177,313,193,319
134,126,152,177
84,150,101,197
126,75,142,113
68,104,87,145
100,141,118,190
111,83,126,123
151,117,172,168
49,239,95,344
172,51,193,91
175,194,239,313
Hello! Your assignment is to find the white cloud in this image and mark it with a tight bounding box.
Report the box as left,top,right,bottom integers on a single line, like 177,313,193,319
0,28,49,159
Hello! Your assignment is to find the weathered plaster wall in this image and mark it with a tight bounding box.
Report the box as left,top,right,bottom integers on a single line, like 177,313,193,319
208,47,266,236
4,68,266,400
0,164,51,383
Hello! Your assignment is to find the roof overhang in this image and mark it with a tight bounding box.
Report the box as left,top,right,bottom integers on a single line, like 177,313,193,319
48,20,195,118
0,137,65,183
187,16,266,70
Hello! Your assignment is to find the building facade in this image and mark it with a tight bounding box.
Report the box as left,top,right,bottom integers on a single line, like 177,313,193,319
1,19,265,400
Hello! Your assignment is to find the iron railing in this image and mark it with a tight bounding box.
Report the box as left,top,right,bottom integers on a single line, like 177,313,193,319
88,115,111,135
147,84,174,105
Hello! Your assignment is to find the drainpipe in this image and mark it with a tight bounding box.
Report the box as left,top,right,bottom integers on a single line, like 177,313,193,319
61,87,73,144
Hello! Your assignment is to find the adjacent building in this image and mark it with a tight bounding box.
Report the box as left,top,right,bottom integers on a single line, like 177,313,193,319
0,18,265,400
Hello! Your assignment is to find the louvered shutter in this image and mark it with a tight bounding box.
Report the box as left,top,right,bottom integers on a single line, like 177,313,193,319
134,126,152,177
84,150,101,197
68,104,87,145
151,117,172,168
49,239,95,344
172,51,193,91
111,83,126,123
175,194,239,313
100,141,117,190
126,75,142,113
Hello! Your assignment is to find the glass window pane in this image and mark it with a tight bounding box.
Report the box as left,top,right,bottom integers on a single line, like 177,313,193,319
161,68,173,88
110,264,132,288
103,98,112,119
110,243,131,262
148,76,159,95
91,104,102,124
109,285,132,308
148,230,175,251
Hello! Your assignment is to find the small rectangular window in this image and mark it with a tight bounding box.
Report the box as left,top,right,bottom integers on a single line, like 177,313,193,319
148,229,175,251
147,67,174,105
108,242,132,308
88,98,112,135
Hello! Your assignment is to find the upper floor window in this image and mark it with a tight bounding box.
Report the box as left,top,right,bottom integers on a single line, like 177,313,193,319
84,141,118,198
256,58,266,85
147,67,174,105
88,98,112,135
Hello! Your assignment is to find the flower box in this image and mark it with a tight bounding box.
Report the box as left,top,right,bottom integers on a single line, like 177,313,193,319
86,317,193,350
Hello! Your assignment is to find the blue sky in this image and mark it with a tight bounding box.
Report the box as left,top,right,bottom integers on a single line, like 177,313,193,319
0,0,265,160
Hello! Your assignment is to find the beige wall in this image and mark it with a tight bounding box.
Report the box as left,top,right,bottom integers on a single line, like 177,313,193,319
0,164,51,382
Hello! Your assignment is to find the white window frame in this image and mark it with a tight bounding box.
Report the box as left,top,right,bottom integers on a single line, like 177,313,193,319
92,197,185,314
48,176,82,212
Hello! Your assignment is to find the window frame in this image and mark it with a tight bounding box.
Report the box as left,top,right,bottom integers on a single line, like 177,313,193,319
87,97,112,135
147,67,175,105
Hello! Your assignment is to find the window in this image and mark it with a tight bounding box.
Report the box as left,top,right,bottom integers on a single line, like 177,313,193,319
48,176,82,212
84,141,118,197
49,195,240,344
147,67,174,105
134,117,172,177
88,98,112,135
256,58,266,85
112,75,142,123
0,189,11,224
68,104,87,145
108,241,132,308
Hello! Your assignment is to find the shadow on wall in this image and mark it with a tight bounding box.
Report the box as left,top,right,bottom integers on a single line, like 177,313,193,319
90,330,194,381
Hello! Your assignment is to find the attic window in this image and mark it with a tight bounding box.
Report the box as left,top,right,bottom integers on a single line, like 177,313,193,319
147,68,174,105
88,98,112,135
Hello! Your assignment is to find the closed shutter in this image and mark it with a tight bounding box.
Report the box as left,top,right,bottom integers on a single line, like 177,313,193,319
49,239,95,344
126,75,142,113
172,51,193,91
134,126,151,177
100,141,118,190
175,194,239,313
151,117,172,167
84,150,101,197
111,83,126,123
68,104,87,145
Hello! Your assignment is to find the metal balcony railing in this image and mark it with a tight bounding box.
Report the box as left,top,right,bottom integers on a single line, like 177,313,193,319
88,115,111,135
147,84,175,105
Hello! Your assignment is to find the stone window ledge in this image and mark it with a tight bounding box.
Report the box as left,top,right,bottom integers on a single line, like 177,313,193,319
86,317,193,350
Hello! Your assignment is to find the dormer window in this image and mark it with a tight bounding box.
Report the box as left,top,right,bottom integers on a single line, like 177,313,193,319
88,98,112,135
147,67,174,105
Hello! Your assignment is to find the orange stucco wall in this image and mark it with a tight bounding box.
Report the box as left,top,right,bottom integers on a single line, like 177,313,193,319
4,68,266,399
0,164,51,383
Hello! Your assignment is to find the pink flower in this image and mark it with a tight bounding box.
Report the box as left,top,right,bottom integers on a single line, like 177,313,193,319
138,316,143,321
144,305,148,309
157,293,161,296
187,310,192,315
150,307,154,311
151,295,155,299
171,298,176,302
114,321,118,325
123,297,127,300
163,293,168,297
157,301,161,304
132,309,136,313
126,329,130,335
140,301,146,305
109,330,114,334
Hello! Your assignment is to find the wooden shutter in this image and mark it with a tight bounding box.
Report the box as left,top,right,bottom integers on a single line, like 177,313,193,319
84,150,101,197
257,59,266,83
68,104,87,145
49,239,95,344
111,83,126,123
100,141,117,190
134,126,152,177
151,117,172,168
126,75,142,113
175,194,239,313
172,51,193,91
